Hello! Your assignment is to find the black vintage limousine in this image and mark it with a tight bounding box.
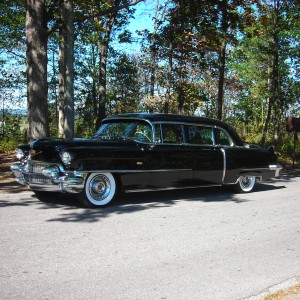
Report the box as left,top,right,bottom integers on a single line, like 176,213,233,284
11,113,282,207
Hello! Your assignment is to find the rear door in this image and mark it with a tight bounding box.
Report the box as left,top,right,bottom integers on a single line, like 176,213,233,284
184,125,224,185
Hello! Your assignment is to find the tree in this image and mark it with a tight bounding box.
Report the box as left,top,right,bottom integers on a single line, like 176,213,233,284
26,0,49,141
107,53,141,113
83,0,144,128
58,0,74,139
228,0,300,146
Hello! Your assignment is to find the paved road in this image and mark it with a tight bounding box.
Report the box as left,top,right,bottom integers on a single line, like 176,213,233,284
1,173,300,300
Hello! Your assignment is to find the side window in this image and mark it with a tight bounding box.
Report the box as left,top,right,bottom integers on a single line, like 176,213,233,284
186,125,213,145
161,124,184,144
214,128,232,146
133,124,153,143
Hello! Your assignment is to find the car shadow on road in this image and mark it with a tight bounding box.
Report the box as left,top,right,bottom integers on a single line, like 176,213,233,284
20,182,283,223
0,182,287,222
33,187,241,222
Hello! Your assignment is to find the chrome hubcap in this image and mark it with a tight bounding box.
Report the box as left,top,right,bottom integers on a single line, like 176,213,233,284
240,176,255,190
89,175,111,201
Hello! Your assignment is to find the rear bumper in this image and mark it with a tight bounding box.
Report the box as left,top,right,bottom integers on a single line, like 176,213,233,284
11,162,87,194
269,164,282,177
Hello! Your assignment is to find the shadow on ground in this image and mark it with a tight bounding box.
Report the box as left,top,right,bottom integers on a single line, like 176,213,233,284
0,179,287,223
1,164,297,223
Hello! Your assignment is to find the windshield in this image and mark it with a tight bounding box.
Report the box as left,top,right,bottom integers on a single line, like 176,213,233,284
93,120,153,143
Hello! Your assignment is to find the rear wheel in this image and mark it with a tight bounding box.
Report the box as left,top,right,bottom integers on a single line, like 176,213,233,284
234,176,256,193
78,173,119,208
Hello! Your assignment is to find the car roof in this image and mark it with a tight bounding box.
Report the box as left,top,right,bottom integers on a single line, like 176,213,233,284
104,113,224,126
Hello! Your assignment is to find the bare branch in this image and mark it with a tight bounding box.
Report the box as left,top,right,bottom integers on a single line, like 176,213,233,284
77,0,145,23
47,0,144,35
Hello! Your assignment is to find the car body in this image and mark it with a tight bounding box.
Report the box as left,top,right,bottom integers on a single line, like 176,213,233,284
11,113,282,207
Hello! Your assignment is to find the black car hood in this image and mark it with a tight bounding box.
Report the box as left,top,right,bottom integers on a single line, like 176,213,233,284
30,137,138,153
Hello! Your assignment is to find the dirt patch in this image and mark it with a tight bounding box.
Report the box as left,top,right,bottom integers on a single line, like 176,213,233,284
0,152,29,193
264,284,300,300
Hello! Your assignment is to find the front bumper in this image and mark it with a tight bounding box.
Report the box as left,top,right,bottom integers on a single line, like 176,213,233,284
11,161,87,193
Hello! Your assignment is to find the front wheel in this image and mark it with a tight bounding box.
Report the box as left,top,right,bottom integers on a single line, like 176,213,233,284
234,176,256,193
78,173,119,208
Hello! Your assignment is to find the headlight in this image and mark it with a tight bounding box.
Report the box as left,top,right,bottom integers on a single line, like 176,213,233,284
60,151,72,165
29,149,36,158
15,148,25,160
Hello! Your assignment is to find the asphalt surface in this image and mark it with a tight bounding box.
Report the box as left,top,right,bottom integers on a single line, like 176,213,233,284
1,172,300,300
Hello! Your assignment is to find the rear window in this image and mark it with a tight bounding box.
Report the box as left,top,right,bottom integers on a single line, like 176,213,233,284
185,125,213,145
214,128,232,146
159,124,184,144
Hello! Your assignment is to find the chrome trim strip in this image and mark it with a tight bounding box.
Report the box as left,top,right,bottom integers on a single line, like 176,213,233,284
126,184,222,193
220,148,226,184
81,169,192,173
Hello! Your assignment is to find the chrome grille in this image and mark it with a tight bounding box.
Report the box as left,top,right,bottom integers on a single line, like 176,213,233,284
26,162,54,185
29,174,52,184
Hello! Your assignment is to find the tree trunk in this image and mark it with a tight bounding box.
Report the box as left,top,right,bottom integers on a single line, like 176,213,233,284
261,0,279,147
96,40,108,128
271,0,279,143
58,0,75,139
164,41,173,114
217,0,228,121
95,10,118,129
26,0,49,141
217,40,226,120
148,0,160,113
261,93,272,147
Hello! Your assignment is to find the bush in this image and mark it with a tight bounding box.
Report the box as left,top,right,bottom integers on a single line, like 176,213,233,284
0,140,19,154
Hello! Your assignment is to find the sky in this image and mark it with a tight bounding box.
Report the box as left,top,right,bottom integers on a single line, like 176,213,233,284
111,0,168,53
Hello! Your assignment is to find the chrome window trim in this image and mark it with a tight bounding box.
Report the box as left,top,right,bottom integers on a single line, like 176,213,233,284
158,123,186,144
212,127,234,147
152,121,235,146
102,118,235,147
101,117,156,144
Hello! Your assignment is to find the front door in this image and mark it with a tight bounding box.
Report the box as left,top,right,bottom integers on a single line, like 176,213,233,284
148,123,193,188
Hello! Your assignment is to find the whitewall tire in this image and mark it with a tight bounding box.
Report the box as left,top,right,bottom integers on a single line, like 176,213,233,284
78,173,118,208
235,176,256,193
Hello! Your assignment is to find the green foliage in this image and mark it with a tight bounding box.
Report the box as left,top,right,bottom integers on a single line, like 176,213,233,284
107,53,142,114
0,0,299,163
0,139,19,154
0,112,26,153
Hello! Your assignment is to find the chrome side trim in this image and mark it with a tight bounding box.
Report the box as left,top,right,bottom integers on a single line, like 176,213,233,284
220,148,226,184
80,169,192,173
126,184,222,193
